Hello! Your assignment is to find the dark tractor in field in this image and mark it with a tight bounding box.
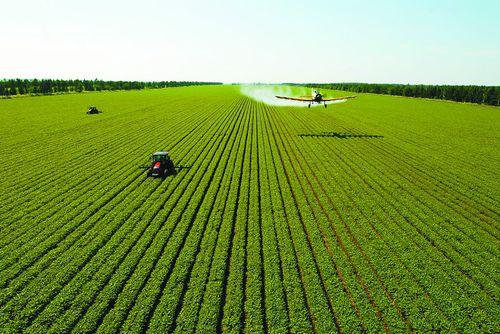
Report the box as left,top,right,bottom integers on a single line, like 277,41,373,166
87,106,101,114
146,152,176,178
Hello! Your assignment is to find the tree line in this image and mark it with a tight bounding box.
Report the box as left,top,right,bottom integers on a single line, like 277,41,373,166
0,79,222,96
294,83,499,106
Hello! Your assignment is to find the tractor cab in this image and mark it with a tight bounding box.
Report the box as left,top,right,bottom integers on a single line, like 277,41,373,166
152,152,170,162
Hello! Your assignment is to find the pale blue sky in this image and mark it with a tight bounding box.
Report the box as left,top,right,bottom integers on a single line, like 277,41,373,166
1,0,499,84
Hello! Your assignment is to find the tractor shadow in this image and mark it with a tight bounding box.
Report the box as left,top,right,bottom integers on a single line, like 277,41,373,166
166,165,192,178
298,132,384,139
174,165,192,172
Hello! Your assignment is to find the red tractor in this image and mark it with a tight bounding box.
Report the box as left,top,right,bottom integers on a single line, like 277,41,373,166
146,152,176,178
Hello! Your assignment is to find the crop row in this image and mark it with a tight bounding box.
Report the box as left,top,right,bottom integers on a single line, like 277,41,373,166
1,86,497,333
0,96,239,332
278,105,498,332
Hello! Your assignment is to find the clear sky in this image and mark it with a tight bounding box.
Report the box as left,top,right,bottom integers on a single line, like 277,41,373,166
1,0,499,84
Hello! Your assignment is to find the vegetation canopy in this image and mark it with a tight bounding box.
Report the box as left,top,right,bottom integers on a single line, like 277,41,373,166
0,85,498,333
0,79,222,97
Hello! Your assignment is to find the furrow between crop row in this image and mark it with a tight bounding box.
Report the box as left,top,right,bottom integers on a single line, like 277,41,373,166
23,99,243,334
0,100,237,332
288,108,497,331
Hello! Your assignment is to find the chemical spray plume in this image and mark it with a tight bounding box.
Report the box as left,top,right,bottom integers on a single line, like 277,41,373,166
239,85,346,107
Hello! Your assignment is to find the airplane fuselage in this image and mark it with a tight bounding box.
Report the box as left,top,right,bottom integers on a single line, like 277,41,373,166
313,93,323,103
308,91,327,108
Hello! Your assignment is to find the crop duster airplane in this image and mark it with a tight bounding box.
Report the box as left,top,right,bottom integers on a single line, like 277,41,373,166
275,90,356,108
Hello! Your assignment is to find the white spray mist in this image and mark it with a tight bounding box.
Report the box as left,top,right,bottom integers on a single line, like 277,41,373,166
239,85,346,107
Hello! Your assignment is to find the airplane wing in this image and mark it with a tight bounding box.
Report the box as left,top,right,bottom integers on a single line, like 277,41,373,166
275,96,313,102
322,95,357,102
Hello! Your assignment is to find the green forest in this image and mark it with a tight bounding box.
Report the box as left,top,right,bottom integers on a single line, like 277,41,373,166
298,83,500,106
2,79,499,106
0,79,222,96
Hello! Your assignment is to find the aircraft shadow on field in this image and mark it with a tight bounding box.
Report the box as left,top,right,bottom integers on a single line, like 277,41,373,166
298,132,384,139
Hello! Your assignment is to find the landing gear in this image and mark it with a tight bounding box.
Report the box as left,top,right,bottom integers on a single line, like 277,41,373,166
324,103,327,108
308,103,311,108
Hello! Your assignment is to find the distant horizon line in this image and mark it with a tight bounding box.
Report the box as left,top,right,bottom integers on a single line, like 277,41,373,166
1,78,498,87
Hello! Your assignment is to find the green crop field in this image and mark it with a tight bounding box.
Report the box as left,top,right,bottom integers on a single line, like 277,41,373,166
0,85,498,333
